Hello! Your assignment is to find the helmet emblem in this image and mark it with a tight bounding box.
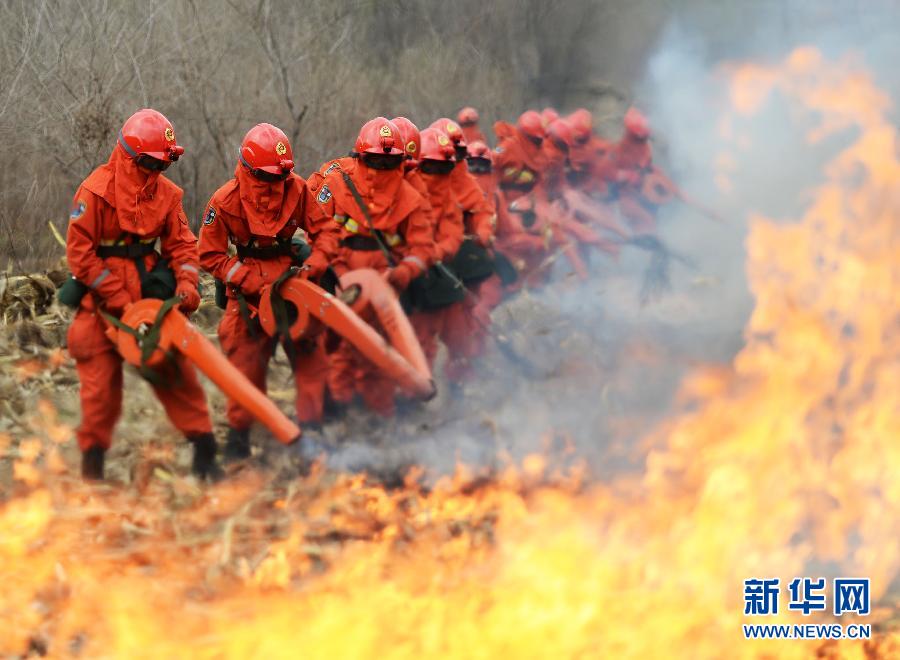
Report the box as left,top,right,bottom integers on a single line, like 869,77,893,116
446,122,456,134
379,125,392,138
438,134,450,146
275,141,287,155
406,140,417,154
164,127,175,142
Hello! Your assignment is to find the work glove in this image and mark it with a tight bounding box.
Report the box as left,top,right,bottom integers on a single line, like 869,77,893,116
301,252,328,281
289,236,313,264
386,262,416,291
176,281,201,314
237,269,266,296
316,266,340,295
103,288,132,316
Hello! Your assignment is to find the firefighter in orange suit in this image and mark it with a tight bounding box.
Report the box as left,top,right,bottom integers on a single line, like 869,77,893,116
65,109,215,481
307,117,435,416
199,123,339,460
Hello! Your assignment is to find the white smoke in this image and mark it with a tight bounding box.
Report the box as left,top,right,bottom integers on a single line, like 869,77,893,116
313,1,900,484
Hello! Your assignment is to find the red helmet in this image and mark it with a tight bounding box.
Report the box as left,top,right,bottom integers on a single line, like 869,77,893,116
466,140,493,163
118,109,184,162
355,117,404,155
517,110,545,140
419,128,456,161
624,107,650,139
239,123,294,176
568,108,593,143
541,108,560,127
546,119,574,150
429,118,466,146
392,116,421,160
457,106,479,127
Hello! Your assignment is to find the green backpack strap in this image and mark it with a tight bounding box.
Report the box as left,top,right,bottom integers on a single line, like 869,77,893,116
234,290,259,339
100,296,181,386
340,170,397,268
269,267,300,365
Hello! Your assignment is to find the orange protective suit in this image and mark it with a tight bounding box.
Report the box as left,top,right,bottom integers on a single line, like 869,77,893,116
307,156,435,415
455,166,507,374
542,135,570,200
611,132,656,234
469,162,545,283
461,123,486,147
66,146,212,452
493,127,553,286
494,126,547,203
451,161,495,245
457,107,487,145
412,164,472,381
445,159,496,381
541,120,622,273
467,153,519,288
568,135,616,199
198,165,338,427
405,166,431,199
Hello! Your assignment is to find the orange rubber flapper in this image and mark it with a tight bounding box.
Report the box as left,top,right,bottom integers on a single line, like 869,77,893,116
640,169,678,206
111,299,302,445
258,272,435,399
561,188,629,239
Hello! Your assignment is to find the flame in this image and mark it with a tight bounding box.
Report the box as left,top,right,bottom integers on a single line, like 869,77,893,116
2,47,900,658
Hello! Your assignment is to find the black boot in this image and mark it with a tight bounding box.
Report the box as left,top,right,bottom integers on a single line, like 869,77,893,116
81,446,106,481
223,427,251,463
188,433,223,481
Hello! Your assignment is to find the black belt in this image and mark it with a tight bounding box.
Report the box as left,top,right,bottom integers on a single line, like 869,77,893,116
236,242,293,259
96,242,156,258
340,235,382,251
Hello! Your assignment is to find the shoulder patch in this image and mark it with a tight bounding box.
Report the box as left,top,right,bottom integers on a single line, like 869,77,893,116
69,199,86,221
323,161,341,176
203,207,217,226
317,184,333,204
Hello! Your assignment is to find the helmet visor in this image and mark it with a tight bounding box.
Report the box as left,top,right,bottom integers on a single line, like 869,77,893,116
135,154,172,172
246,166,291,183
362,153,404,170
465,157,492,174
550,136,570,152
419,159,455,176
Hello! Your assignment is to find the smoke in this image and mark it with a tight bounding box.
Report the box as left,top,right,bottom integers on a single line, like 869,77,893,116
637,0,900,347
307,1,900,487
